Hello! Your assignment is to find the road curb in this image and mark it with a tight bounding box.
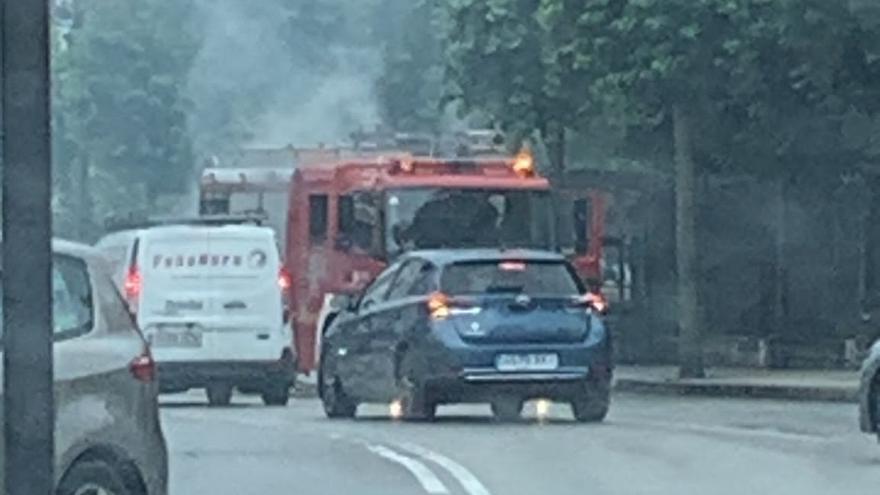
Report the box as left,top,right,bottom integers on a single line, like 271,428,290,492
613,378,859,403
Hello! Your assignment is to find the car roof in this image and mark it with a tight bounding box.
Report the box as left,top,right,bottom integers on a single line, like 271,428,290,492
101,224,276,242
404,248,566,266
54,238,102,260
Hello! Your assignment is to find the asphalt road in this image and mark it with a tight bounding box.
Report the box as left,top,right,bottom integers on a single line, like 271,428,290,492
161,392,880,495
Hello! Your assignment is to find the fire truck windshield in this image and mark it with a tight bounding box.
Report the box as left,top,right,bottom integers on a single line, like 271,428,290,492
385,188,554,254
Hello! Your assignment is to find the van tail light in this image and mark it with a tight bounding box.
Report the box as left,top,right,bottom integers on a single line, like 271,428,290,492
124,266,141,300
278,267,292,291
129,350,156,383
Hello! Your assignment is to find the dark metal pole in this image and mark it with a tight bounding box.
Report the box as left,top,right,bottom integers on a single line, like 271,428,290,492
2,0,55,493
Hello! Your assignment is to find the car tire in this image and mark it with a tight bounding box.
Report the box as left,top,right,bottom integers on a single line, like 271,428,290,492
400,382,436,422
56,460,130,495
571,379,611,423
490,398,523,422
321,376,357,419
397,355,436,422
261,381,291,406
206,383,233,406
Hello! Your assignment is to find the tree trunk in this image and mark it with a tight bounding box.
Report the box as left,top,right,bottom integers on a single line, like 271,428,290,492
541,122,566,181
672,105,704,378
771,175,787,364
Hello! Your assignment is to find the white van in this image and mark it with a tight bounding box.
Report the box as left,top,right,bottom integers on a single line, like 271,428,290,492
95,224,295,406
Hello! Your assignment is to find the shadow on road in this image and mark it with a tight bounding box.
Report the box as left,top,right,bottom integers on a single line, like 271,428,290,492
351,414,596,426
159,401,260,410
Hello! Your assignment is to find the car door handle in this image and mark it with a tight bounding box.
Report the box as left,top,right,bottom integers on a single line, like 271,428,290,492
224,301,247,309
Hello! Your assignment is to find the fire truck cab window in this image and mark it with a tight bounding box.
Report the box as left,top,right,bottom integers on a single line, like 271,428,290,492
309,194,328,244
200,192,230,215
387,188,553,252
337,192,381,255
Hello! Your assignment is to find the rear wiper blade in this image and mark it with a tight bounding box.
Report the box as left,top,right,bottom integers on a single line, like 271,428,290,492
485,285,523,294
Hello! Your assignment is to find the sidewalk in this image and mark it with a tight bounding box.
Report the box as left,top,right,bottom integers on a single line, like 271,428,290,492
614,365,861,403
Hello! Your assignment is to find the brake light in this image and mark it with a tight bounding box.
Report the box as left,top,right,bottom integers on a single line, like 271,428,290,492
427,292,451,320
499,261,526,271
278,267,292,291
512,148,535,178
124,266,141,300
585,292,608,314
129,350,155,382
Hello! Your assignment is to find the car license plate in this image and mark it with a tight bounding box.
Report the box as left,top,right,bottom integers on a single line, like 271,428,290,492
495,353,559,372
151,328,203,348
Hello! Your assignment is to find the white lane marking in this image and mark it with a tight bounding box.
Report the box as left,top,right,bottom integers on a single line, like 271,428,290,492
398,442,492,495
366,444,450,494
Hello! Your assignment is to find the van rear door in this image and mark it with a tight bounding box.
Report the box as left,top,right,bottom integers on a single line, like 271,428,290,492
139,227,282,336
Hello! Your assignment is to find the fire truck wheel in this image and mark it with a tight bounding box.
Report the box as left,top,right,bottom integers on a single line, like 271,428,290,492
490,398,523,422
206,383,233,407
261,381,291,406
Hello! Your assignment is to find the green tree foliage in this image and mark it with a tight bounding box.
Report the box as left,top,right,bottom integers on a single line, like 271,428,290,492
439,0,578,173
53,0,199,238
374,0,446,133
439,0,880,375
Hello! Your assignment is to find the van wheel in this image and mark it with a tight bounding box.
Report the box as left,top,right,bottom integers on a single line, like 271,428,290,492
206,384,233,406
56,460,130,495
261,382,291,406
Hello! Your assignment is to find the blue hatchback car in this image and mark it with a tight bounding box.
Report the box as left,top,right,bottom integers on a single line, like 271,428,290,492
318,249,613,422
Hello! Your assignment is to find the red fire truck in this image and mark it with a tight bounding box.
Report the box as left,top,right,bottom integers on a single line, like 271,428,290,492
198,147,352,250
285,150,607,373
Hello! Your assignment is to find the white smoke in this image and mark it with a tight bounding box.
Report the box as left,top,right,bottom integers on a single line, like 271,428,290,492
186,0,381,155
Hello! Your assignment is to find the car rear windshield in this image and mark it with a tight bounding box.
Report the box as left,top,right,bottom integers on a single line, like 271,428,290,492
440,260,581,296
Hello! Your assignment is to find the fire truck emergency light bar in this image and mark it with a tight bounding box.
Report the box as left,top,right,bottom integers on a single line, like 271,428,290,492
104,212,268,232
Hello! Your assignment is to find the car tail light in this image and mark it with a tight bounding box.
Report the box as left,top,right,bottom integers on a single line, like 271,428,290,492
129,350,156,382
572,292,608,314
124,266,141,300
427,292,451,320
427,292,481,320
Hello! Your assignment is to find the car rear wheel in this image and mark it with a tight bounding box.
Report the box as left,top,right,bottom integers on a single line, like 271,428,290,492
490,398,523,422
206,383,233,406
399,379,436,422
571,379,611,423
56,460,130,495
321,376,357,418
397,355,436,422
261,381,291,406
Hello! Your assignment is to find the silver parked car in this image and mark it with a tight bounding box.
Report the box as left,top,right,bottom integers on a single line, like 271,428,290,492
1,240,168,495
859,339,880,441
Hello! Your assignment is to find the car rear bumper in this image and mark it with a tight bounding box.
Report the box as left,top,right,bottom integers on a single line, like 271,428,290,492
417,364,609,403
157,353,295,392
460,366,590,383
